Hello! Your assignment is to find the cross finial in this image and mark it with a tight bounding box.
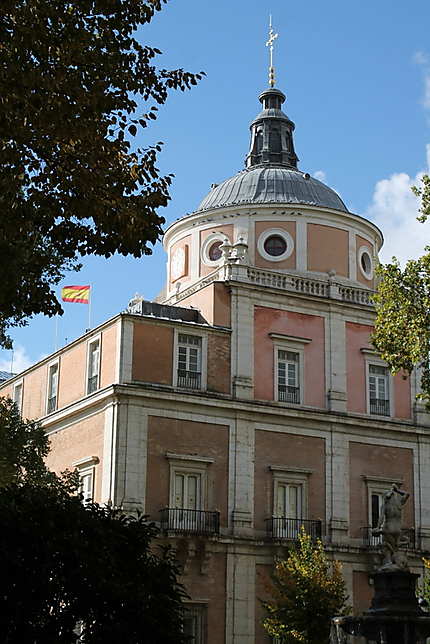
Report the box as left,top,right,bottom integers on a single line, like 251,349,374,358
265,15,278,88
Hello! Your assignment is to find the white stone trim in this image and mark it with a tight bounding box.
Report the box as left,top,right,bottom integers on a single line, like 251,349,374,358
166,452,215,464
191,229,200,279
349,230,357,282
275,344,303,405
364,356,394,418
45,357,60,414
101,400,118,505
167,458,210,510
119,318,133,383
269,333,312,345
358,245,374,280
200,232,228,267
12,378,23,414
72,455,100,468
271,467,310,519
296,218,307,271
85,332,101,395
256,227,294,262
269,465,314,474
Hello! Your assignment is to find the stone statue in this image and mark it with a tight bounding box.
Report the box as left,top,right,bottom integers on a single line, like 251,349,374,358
372,483,410,570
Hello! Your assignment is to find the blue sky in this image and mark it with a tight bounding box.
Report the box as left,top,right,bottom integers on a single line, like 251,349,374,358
2,0,430,374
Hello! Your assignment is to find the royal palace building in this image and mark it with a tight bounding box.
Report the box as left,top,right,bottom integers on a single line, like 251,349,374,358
2,77,430,643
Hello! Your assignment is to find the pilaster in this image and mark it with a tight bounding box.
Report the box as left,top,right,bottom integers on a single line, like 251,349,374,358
231,416,255,536
327,308,347,412
326,430,349,543
417,437,430,550
113,401,147,511
230,287,254,399
226,551,255,644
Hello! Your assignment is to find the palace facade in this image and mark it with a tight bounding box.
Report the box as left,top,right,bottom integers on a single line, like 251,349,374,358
2,81,430,644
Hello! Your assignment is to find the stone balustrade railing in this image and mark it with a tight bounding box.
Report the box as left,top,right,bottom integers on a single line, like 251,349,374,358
164,262,374,307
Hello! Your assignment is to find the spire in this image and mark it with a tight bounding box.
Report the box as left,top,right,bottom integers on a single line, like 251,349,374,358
266,15,278,88
245,17,298,169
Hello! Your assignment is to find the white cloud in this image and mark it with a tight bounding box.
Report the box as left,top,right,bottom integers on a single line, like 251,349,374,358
365,162,429,265
413,50,430,113
413,50,429,66
313,170,326,182
424,75,430,110
0,344,34,375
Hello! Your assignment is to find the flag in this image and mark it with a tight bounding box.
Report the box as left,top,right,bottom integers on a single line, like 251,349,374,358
61,285,90,304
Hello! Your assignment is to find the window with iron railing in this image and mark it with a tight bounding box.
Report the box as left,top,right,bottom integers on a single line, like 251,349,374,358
13,382,23,414
369,364,390,416
160,508,220,536
277,350,300,403
87,339,100,394
47,363,58,413
177,334,202,390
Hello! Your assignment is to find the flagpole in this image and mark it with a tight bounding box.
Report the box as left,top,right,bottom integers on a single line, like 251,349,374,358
55,314,59,352
88,285,92,331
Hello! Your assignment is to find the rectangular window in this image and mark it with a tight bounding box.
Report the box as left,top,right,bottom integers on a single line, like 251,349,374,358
371,492,383,529
277,350,300,403
273,481,304,539
276,482,303,519
177,334,202,390
47,363,58,413
369,364,390,416
79,469,94,504
183,605,207,644
174,472,202,510
13,382,23,414
87,339,100,394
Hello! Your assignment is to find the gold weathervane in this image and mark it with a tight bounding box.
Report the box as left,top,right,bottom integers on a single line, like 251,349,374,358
266,15,278,88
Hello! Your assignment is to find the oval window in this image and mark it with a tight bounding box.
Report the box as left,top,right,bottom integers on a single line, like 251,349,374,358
263,235,287,257
208,240,223,261
361,252,371,275
358,246,374,279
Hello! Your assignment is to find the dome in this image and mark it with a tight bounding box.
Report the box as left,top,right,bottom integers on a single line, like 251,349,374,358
196,166,349,213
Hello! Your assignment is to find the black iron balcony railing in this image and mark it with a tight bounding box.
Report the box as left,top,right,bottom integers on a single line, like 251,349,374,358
160,508,220,536
177,370,201,390
47,396,57,413
361,526,416,549
278,385,300,404
369,398,390,416
266,517,322,541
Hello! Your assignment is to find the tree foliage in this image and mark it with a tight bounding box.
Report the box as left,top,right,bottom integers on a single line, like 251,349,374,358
0,397,187,643
418,557,430,606
0,0,203,347
262,529,349,644
0,396,76,489
0,484,187,643
372,174,430,403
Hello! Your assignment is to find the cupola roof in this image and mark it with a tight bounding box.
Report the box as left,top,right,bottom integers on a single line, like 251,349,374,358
193,20,349,215
197,165,348,213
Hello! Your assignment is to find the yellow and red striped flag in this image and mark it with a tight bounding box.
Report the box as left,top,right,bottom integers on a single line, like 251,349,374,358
61,285,91,304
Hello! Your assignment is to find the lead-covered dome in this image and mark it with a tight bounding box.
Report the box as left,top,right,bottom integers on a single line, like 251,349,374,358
197,165,348,213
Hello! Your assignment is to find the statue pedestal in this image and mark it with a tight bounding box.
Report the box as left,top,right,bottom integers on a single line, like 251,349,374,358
334,570,430,643
370,570,421,615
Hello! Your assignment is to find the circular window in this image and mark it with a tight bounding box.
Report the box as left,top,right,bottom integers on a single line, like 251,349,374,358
358,246,374,280
201,233,228,266
263,235,287,257
208,240,223,261
257,228,294,262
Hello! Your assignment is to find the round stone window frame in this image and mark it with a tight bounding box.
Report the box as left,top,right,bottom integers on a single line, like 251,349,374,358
201,232,229,267
257,228,294,262
358,245,374,280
